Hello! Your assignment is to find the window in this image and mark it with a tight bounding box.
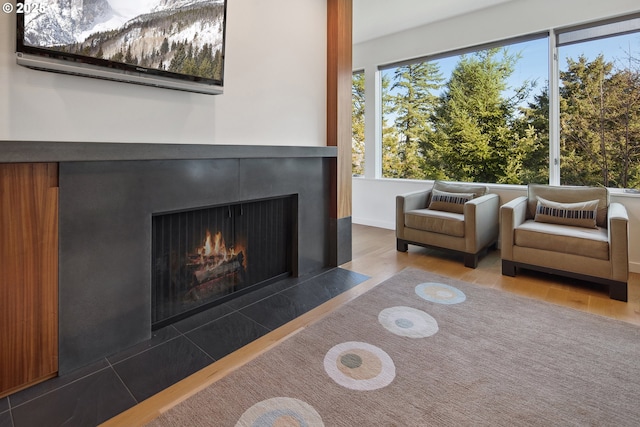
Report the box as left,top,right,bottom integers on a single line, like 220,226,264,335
557,17,640,188
380,36,549,184
355,14,640,188
352,70,365,176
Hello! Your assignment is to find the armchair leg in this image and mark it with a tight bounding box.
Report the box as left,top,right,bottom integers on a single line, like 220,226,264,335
397,239,408,252
502,260,517,277
609,281,628,302
464,253,478,269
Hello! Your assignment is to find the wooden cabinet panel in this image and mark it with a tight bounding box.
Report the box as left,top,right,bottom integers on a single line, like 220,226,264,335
0,163,58,397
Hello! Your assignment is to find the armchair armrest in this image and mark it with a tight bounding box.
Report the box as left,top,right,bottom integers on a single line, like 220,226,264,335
464,193,500,253
608,202,629,282
396,189,432,238
499,196,528,261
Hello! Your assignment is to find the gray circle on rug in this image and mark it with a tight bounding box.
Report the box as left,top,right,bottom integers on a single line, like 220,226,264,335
341,353,363,369
378,306,439,338
415,282,466,304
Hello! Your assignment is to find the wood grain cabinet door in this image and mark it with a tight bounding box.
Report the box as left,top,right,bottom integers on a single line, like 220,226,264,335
0,163,58,397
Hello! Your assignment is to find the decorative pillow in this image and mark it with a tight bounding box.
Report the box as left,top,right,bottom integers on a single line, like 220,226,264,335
428,189,475,214
534,196,599,229
433,180,488,199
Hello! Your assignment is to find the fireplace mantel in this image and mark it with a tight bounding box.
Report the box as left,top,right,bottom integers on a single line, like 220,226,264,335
0,141,337,163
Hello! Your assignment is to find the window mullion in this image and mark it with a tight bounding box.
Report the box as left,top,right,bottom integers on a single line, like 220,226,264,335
549,29,561,186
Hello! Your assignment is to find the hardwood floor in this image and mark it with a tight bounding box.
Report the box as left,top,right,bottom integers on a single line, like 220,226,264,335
101,224,640,426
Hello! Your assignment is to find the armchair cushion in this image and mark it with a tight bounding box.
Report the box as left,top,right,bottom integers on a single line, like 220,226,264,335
515,221,609,260
534,196,599,229
405,209,465,237
428,189,475,214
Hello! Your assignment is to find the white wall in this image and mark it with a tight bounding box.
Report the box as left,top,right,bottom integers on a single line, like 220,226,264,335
0,0,326,146
352,0,640,272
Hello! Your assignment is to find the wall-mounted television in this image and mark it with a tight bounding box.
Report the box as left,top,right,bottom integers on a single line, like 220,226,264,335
16,0,226,95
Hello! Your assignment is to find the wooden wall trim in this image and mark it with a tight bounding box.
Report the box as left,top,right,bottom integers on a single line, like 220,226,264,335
327,0,353,219
0,163,59,398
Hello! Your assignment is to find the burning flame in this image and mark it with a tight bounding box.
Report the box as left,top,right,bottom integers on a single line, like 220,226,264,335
197,230,243,265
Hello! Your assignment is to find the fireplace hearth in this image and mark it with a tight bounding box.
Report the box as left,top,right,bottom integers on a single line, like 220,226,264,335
152,196,295,328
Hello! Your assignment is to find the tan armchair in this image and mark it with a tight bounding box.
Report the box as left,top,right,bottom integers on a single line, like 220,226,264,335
501,184,629,301
396,181,500,268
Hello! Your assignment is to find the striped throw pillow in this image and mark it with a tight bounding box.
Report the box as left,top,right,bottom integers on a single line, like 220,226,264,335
428,189,475,214
534,196,599,229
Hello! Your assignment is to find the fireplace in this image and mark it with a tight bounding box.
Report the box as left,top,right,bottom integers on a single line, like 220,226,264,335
152,196,296,328
40,149,334,374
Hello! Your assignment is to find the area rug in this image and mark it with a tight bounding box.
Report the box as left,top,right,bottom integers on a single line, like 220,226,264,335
147,268,640,426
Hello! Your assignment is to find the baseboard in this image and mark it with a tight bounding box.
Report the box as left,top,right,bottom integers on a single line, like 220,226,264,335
352,217,395,230
630,261,640,274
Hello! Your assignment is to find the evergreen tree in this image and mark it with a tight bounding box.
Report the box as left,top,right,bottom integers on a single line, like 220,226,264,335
169,44,187,73
510,86,550,184
160,37,169,55
387,62,444,179
381,74,404,178
352,72,365,176
559,54,628,186
124,45,137,65
607,50,640,188
430,48,530,183
111,50,124,63
212,50,223,80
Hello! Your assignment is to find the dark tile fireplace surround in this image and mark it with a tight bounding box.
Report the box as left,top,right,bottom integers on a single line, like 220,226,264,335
0,142,339,375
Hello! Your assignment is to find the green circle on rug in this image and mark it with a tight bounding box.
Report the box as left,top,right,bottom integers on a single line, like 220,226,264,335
341,353,363,369
235,397,324,426
378,306,439,338
415,282,466,304
324,341,396,391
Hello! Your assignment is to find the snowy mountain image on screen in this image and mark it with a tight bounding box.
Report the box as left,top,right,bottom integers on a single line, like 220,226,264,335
23,0,225,81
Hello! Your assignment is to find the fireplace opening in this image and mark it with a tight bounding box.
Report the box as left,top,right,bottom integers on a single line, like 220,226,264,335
152,196,296,329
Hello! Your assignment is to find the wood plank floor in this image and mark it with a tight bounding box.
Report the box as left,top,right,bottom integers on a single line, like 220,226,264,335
101,224,640,426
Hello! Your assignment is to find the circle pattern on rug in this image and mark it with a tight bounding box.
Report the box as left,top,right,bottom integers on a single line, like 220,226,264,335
235,397,324,427
378,306,439,338
324,341,395,391
415,282,466,304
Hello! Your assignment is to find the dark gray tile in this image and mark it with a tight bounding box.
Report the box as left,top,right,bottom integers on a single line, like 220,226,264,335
291,268,369,301
11,368,135,427
112,336,213,402
224,276,300,311
239,268,368,331
279,283,331,312
8,358,110,407
171,303,235,334
186,312,271,360
107,326,181,364
239,293,308,331
0,398,7,413
274,268,369,314
0,410,12,427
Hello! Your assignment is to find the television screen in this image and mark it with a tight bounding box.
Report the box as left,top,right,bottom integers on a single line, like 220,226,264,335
16,0,226,95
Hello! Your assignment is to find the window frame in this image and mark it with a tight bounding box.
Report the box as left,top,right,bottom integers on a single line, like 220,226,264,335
362,13,640,189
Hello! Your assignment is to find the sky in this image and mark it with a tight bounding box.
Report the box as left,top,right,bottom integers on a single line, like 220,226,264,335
107,0,160,20
559,32,640,70
380,31,640,111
